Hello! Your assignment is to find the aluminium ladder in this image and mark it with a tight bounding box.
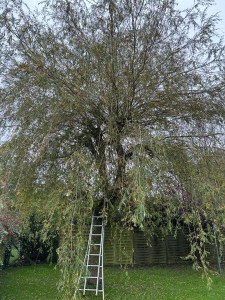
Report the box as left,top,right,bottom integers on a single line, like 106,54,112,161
74,215,105,299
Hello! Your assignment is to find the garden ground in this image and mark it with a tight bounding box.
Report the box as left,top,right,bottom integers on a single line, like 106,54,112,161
0,264,225,299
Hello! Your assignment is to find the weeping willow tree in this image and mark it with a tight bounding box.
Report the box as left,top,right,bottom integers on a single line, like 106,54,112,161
0,0,225,296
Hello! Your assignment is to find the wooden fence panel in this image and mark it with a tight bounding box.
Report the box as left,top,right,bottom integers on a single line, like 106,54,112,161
133,229,190,264
133,230,152,264
166,229,190,264
104,227,133,265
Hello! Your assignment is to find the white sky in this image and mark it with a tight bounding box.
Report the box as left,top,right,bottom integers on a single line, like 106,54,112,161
24,0,225,33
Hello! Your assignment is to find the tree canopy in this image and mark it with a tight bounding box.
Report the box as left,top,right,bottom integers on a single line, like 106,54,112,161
0,0,224,296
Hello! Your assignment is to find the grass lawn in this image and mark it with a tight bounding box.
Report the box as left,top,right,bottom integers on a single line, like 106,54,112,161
0,264,225,299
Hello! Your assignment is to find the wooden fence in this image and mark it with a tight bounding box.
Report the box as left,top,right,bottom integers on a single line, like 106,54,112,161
103,227,192,265
74,226,222,266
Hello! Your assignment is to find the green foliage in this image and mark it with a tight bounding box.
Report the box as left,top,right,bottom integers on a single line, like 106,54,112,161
0,211,20,266
0,214,20,247
9,247,19,264
0,0,224,296
19,214,58,263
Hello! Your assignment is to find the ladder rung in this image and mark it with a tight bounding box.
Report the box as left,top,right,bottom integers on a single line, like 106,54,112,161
80,276,103,279
93,225,102,227
92,234,101,236
86,265,103,267
90,244,101,246
89,254,102,256
93,216,103,218
79,289,103,292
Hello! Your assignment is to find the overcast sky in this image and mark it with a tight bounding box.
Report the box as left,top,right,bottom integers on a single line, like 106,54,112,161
24,0,225,33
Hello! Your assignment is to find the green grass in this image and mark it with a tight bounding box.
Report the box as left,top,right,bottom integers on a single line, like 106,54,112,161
0,264,225,299
0,264,60,300
102,266,225,300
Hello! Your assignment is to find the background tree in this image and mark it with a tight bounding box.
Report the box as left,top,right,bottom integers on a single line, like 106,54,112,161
0,0,224,296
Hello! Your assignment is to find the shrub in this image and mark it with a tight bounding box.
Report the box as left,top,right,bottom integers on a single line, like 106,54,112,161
19,214,58,264
0,213,20,266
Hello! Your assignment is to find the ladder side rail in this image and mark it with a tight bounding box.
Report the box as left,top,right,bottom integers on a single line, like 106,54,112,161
73,215,94,299
102,219,105,300
95,223,103,296
83,215,95,295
